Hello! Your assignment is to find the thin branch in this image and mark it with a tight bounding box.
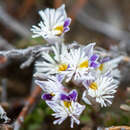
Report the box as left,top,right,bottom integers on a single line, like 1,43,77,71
77,10,130,41
83,125,130,130
0,6,31,38
1,79,7,102
0,46,40,58
106,126,130,130
0,45,50,69
120,104,130,112
100,51,130,62
0,124,13,130
95,47,130,62
13,86,42,130
0,36,14,50
123,56,130,62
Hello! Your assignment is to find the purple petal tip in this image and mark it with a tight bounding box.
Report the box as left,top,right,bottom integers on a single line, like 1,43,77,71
90,62,99,68
60,94,70,101
100,57,110,63
68,90,77,101
90,54,98,61
42,93,53,100
64,18,71,28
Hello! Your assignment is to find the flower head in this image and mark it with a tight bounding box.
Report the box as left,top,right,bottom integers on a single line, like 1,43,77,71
35,43,69,76
35,75,65,101
62,43,100,82
46,92,85,128
35,42,100,83
97,56,123,79
35,73,85,128
31,4,71,44
82,76,118,107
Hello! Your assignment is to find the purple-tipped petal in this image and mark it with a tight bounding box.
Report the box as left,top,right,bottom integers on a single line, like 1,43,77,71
61,90,78,101
41,93,53,100
56,74,64,82
90,62,99,68
35,80,45,87
63,27,70,33
105,71,111,77
90,54,98,62
64,18,71,28
67,64,70,69
83,43,96,58
100,57,110,63
83,80,90,89
68,90,77,101
60,94,70,101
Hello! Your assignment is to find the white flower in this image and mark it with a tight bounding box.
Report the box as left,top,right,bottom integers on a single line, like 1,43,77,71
97,56,123,79
62,43,99,82
82,76,118,107
35,75,65,100
35,43,68,75
46,100,85,128
31,4,71,44
35,42,100,83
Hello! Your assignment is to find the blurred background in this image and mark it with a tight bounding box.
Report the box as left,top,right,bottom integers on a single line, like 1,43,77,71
0,0,130,130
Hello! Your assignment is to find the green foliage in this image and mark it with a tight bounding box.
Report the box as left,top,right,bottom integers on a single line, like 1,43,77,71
80,104,92,124
21,100,53,130
104,111,130,127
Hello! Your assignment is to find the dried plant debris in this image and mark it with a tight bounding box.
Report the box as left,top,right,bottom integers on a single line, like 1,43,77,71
0,105,10,123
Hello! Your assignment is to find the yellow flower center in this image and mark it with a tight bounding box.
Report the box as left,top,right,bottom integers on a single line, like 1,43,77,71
58,64,68,71
99,64,104,71
63,101,71,108
89,82,98,90
53,25,64,35
79,60,89,68
50,93,55,96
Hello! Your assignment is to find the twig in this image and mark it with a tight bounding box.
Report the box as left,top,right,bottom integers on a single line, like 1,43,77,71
110,55,130,62
13,86,42,130
0,45,50,69
106,126,130,130
123,56,130,62
1,79,7,102
84,125,130,130
120,104,130,112
0,36,14,50
0,6,31,38
0,124,13,130
77,10,130,41
103,53,130,62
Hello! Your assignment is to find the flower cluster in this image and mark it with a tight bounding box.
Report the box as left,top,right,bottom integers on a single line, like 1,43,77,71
31,4,123,128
